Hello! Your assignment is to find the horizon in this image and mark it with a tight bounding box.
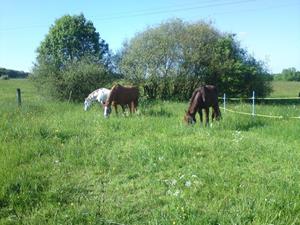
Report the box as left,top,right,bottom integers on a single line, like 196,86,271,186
1,0,300,74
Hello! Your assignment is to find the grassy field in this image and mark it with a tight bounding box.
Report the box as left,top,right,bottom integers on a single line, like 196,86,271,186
270,81,300,97
1,79,300,224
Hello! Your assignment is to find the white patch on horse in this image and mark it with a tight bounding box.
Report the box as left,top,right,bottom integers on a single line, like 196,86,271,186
104,105,112,118
84,88,110,111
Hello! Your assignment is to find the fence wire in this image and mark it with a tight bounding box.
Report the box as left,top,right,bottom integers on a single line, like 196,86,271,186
220,95,300,119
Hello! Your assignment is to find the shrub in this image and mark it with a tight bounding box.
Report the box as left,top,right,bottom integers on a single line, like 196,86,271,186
31,57,111,101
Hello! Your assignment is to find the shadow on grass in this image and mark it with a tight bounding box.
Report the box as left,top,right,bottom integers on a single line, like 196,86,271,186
141,108,173,117
225,118,267,131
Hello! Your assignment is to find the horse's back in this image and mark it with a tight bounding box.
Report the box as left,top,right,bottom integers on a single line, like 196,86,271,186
111,84,139,104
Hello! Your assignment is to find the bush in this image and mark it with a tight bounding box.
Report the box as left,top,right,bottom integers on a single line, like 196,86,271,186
31,58,112,101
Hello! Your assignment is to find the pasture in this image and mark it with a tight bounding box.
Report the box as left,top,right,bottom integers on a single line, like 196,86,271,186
271,81,300,97
1,79,300,224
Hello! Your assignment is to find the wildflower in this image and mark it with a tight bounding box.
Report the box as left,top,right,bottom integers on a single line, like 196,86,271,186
173,190,180,196
185,181,191,187
171,179,177,186
166,190,172,195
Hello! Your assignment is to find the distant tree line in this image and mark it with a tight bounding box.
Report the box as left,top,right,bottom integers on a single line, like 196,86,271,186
0,68,29,79
273,68,300,81
31,14,272,102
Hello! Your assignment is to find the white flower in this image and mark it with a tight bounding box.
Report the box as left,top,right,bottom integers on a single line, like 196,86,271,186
171,179,177,186
173,190,180,196
185,181,191,187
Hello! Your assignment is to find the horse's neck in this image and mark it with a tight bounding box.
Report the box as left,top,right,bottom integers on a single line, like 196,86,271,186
188,104,198,116
188,91,200,115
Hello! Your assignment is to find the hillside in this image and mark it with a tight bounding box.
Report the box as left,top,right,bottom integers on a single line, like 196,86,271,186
270,81,300,97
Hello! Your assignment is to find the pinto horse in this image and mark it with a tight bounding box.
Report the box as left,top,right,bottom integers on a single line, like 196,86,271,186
184,85,221,126
104,84,139,118
84,88,111,111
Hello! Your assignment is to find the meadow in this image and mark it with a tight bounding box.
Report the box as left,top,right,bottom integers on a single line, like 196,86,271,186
271,81,300,97
0,79,300,225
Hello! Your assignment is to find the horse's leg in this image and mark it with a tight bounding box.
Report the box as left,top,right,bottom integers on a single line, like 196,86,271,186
199,109,203,125
131,101,135,113
134,100,138,113
205,107,209,126
114,105,118,115
212,108,215,121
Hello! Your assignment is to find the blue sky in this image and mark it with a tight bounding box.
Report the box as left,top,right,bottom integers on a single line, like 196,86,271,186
0,0,299,73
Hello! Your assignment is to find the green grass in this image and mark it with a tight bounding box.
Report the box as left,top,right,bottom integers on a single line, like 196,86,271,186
1,79,300,224
270,81,300,97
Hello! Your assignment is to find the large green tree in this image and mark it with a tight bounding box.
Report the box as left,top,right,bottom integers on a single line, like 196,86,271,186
32,14,111,101
118,19,271,100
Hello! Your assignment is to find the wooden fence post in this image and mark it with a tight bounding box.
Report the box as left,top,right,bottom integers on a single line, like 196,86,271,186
16,88,21,106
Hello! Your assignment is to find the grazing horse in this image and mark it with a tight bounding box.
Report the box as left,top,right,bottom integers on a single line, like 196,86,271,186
104,84,139,118
184,85,221,126
84,88,111,111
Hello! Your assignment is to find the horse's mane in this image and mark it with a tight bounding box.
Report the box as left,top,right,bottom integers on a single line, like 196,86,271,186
106,84,121,104
189,89,198,104
189,86,205,104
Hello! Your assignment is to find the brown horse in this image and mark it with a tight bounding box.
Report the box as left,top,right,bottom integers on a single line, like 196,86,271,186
184,85,221,126
104,84,139,118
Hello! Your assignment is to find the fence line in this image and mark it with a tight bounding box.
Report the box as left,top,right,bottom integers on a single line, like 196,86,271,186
222,107,300,119
219,96,300,100
221,91,300,119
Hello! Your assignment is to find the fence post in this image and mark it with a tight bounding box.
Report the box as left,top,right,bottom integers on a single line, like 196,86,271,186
223,93,226,112
252,91,255,116
16,88,21,107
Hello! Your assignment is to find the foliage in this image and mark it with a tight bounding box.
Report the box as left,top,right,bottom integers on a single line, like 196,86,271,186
36,14,109,68
32,14,111,101
0,67,29,78
1,79,300,224
31,57,111,101
118,19,272,100
273,67,300,81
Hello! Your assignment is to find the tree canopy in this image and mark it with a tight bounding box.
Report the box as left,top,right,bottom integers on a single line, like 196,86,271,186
32,14,111,101
118,19,271,100
36,14,109,68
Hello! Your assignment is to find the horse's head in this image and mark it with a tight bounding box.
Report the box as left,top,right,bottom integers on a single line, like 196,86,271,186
103,102,112,118
183,110,196,124
84,98,91,111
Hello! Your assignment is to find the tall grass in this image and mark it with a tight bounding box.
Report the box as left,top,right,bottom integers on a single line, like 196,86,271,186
1,79,300,224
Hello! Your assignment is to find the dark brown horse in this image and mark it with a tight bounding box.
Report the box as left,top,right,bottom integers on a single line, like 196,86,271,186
184,85,221,125
104,84,139,118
